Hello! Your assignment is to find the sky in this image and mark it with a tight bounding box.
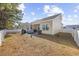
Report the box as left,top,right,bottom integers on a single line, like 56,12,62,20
19,3,79,26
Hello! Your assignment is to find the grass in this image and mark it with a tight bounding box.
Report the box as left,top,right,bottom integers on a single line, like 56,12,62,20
0,33,79,56
35,32,77,48
5,34,13,42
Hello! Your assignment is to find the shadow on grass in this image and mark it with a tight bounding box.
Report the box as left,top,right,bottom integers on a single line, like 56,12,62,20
34,32,78,49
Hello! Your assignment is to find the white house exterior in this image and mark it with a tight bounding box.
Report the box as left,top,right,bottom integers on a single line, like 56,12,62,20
31,13,63,35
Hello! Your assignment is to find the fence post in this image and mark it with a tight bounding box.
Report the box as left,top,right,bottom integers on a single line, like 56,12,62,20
0,30,6,46
74,30,79,47
0,31,3,46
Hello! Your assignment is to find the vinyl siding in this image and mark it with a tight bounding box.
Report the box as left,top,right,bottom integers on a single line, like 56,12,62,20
40,20,52,34
52,14,63,34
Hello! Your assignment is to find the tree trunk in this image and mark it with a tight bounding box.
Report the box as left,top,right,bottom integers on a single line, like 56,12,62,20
0,10,7,29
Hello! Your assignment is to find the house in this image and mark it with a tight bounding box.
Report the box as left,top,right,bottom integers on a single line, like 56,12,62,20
15,22,31,31
31,13,63,35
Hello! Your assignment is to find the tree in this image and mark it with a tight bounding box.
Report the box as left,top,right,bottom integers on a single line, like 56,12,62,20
0,3,23,29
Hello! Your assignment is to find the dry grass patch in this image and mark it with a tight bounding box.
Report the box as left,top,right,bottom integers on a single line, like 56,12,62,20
0,33,79,55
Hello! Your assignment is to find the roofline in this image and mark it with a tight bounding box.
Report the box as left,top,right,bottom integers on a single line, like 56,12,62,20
31,13,62,24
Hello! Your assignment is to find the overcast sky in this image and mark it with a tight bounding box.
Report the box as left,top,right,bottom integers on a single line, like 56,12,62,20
19,3,79,26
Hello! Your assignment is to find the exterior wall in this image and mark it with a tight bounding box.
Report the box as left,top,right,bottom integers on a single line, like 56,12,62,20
39,20,52,35
52,14,63,34
32,24,40,30
31,14,63,35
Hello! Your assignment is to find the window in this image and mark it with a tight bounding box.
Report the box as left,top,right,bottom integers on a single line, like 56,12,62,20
42,24,49,30
46,24,49,30
42,25,45,30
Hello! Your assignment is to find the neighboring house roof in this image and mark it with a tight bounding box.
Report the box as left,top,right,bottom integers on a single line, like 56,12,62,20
65,25,79,29
31,13,62,25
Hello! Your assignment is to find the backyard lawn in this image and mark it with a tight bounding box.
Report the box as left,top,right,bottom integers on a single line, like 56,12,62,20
0,33,79,56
